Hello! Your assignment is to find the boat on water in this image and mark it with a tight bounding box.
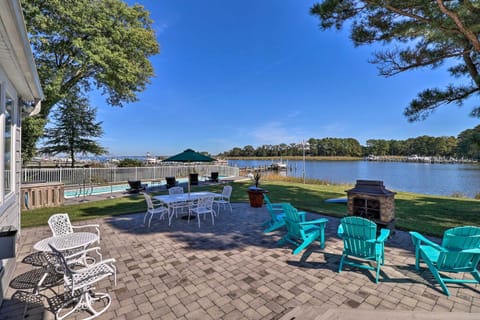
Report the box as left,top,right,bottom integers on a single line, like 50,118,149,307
270,161,287,171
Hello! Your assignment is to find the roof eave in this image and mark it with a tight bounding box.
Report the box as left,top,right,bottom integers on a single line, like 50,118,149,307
0,0,44,117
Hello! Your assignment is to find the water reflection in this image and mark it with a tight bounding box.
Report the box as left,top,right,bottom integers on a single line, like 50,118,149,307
229,160,480,198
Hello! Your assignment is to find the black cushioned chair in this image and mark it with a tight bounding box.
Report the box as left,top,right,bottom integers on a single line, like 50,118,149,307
126,180,147,193
165,177,178,189
189,173,199,185
210,172,219,183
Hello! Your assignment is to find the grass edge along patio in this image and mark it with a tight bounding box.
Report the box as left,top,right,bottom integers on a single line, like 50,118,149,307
21,178,480,238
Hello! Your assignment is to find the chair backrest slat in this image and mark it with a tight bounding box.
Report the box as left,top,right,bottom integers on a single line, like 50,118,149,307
169,186,184,195
143,193,154,210
48,213,73,237
438,226,480,270
282,203,303,239
340,217,377,259
222,186,232,198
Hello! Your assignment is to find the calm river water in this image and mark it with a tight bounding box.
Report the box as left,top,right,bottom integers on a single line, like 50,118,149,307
228,160,480,198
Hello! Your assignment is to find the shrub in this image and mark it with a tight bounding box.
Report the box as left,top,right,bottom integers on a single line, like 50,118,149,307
118,158,144,167
451,192,467,198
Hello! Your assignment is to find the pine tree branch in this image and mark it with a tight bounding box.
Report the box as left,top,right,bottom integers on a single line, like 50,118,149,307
371,47,463,76
436,0,480,51
381,1,462,36
463,51,480,87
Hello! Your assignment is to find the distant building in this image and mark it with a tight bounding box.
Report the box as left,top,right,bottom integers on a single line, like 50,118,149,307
0,0,44,305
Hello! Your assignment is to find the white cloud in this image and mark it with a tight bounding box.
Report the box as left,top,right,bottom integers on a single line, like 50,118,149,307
287,110,300,118
319,122,346,136
156,22,169,34
249,121,303,145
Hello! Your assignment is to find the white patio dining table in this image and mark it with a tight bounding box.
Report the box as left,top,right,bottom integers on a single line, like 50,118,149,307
154,191,220,225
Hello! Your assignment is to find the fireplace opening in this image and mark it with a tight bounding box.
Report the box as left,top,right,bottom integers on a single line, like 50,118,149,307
352,198,380,220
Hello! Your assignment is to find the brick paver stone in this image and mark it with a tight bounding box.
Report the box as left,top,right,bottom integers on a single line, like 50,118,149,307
2,203,479,319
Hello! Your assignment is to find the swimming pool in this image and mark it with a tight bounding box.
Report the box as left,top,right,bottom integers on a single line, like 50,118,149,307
64,184,131,198
64,178,191,198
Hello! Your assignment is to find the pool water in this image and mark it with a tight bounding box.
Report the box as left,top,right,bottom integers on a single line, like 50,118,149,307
64,184,130,198
64,178,191,198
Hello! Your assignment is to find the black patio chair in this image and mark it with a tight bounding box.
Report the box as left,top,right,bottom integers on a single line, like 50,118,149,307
189,173,199,185
165,177,178,189
209,172,219,183
126,180,147,193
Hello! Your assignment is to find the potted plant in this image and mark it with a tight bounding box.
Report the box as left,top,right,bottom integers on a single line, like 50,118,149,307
247,171,267,207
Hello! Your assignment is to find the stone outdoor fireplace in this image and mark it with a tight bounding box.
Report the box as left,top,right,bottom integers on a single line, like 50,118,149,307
346,180,396,230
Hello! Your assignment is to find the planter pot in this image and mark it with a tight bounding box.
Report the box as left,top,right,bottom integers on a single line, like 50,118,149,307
247,187,267,208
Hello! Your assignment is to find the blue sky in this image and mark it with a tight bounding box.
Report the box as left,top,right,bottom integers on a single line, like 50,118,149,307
92,0,479,157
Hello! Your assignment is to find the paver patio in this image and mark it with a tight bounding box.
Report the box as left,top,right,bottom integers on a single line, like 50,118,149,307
1,203,479,319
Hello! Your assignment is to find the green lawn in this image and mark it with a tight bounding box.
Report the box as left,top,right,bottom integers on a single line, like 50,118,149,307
21,180,480,237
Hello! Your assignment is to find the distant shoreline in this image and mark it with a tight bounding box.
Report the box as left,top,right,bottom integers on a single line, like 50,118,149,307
225,156,362,161
226,155,478,164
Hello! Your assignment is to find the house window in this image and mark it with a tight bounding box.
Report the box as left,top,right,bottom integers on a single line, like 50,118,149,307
4,93,13,196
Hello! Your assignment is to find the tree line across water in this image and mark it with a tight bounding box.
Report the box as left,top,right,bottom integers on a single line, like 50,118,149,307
219,125,480,159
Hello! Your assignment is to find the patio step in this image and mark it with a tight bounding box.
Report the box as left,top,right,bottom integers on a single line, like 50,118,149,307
279,306,480,320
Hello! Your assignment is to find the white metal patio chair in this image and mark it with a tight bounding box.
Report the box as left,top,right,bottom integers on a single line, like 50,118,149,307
48,213,101,266
213,185,232,214
168,186,184,195
48,213,100,243
189,196,215,228
168,186,190,218
143,193,169,227
48,243,116,320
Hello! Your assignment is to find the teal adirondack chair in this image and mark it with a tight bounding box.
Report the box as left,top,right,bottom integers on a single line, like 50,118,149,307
263,194,292,233
278,203,328,255
338,216,390,283
410,226,480,296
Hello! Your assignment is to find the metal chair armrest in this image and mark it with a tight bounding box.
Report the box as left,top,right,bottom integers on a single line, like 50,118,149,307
72,224,99,229
72,224,101,241
64,246,102,262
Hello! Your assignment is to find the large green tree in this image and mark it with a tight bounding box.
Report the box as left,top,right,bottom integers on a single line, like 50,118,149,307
22,0,159,160
457,125,480,159
40,92,107,167
310,1,480,121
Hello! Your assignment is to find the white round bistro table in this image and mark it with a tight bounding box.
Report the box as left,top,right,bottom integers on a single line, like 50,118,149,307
34,232,98,252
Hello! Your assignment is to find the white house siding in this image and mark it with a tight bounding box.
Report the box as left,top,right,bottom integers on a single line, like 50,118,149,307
0,0,43,306
0,79,20,306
